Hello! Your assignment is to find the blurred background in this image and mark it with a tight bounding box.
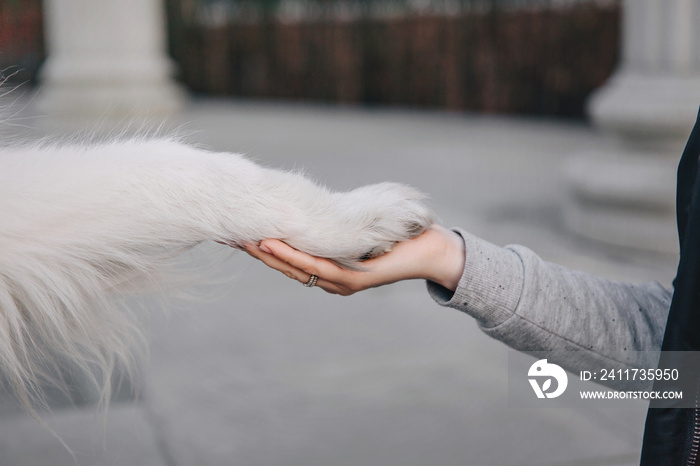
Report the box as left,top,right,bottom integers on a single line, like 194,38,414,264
2,0,620,116
0,0,698,465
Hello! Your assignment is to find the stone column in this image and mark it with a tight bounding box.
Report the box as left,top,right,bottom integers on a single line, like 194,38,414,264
32,0,183,405
36,0,184,131
564,0,700,255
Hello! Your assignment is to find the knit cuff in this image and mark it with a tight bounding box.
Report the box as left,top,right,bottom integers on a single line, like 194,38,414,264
427,228,524,328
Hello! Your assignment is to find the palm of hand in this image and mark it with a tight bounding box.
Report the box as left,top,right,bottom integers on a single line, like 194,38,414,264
245,224,464,295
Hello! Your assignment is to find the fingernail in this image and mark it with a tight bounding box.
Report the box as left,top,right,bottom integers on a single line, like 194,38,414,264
259,243,272,254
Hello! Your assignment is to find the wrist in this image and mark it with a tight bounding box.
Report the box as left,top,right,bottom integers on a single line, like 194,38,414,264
425,226,465,291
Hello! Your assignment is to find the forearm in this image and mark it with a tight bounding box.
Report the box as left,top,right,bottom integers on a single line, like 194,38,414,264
428,229,672,380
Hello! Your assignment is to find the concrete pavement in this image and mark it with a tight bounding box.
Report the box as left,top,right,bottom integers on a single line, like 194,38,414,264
0,98,678,465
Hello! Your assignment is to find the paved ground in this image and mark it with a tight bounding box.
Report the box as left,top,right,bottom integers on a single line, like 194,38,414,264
0,97,679,465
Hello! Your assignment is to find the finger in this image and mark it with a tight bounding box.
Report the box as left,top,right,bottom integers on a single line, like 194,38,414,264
259,239,341,279
245,243,315,285
256,241,363,294
250,241,364,295
312,277,353,296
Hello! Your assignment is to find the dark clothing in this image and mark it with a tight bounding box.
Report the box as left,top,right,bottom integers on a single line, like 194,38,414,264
641,109,700,465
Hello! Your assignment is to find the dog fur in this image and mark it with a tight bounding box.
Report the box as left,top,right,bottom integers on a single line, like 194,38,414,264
0,137,433,413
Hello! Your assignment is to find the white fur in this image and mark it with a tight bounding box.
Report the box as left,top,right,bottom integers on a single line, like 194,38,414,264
0,138,433,413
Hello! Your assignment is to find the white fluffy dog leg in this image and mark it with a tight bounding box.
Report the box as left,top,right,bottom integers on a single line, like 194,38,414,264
0,139,433,412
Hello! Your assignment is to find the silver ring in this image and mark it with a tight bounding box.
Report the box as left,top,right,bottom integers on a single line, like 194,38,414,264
303,275,318,288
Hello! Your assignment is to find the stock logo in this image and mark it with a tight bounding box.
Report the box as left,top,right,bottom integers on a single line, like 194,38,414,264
528,359,568,399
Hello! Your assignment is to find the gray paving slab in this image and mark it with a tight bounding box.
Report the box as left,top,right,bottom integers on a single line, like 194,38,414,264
0,97,679,465
0,403,167,466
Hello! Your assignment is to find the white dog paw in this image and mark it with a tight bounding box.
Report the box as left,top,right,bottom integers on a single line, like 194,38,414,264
289,182,435,268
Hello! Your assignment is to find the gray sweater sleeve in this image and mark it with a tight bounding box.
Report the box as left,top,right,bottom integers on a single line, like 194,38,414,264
427,228,672,377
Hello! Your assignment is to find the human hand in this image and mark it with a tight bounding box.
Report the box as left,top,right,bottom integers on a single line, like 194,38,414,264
243,224,465,295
